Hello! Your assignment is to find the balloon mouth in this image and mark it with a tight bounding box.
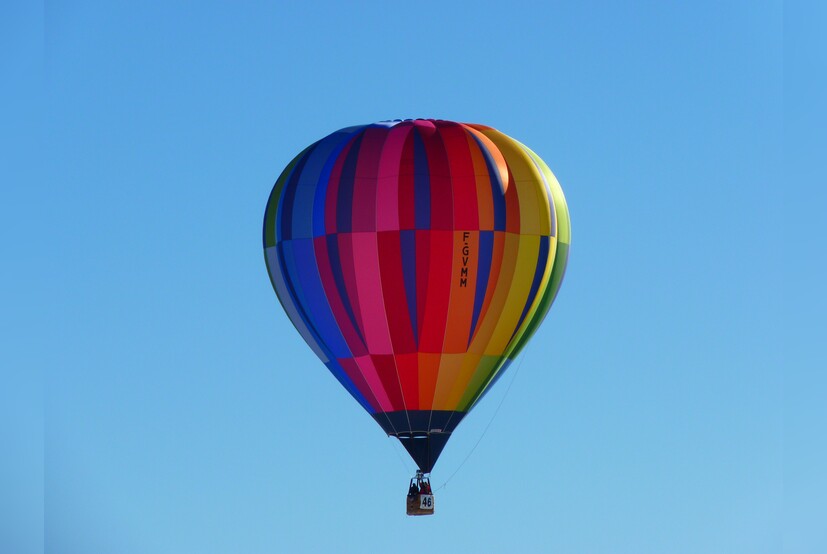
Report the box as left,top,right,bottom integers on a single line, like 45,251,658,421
373,411,466,473
395,433,451,474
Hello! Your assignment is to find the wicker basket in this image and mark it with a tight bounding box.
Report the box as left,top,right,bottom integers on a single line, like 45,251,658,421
406,494,435,516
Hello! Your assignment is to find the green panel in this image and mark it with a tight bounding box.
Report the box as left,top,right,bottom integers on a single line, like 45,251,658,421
500,144,570,359
262,144,315,248
456,355,508,411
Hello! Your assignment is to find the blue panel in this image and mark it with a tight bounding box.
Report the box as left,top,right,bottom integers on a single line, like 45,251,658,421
413,129,431,230
290,238,352,359
324,359,374,413
509,235,550,343
400,229,418,345
278,146,314,241
278,241,340,365
468,230,494,346
335,132,364,233
293,132,356,239
265,246,329,363
312,128,366,237
291,182,317,239
471,135,506,231
325,234,366,349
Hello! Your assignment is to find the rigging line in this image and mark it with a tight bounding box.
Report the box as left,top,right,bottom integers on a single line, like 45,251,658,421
433,347,529,492
425,123,454,437
389,435,415,474
371,126,414,437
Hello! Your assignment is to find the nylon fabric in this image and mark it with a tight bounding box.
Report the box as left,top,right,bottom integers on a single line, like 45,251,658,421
263,119,569,471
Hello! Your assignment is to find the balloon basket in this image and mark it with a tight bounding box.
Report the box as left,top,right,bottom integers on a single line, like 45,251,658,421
406,494,435,516
406,471,435,516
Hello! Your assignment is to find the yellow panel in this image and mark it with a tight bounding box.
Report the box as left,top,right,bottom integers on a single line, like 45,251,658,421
456,355,505,411
463,126,510,192
441,352,484,409
503,237,557,360
478,129,552,236
431,353,468,411
467,232,520,355
520,142,570,244
484,234,540,355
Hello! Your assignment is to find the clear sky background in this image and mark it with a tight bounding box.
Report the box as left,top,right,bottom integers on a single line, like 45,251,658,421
2,1,824,553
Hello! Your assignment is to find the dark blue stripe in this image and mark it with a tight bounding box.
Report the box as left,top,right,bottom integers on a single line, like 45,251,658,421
335,132,364,233
509,235,551,343
276,241,333,361
278,241,371,411
400,229,418,345
290,238,351,358
474,358,512,406
325,234,367,349
468,230,494,347
471,135,506,231
312,127,366,237
413,129,431,230
279,146,315,241
325,360,374,413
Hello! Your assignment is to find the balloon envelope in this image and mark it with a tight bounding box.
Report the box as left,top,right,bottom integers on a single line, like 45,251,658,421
263,119,570,472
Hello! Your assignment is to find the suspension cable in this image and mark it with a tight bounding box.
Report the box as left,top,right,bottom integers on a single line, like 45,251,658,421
432,348,529,492
388,434,415,474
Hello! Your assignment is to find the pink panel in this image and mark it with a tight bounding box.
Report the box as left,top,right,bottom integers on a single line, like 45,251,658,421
413,119,437,136
353,354,394,412
352,128,386,232
325,138,356,234
377,123,414,231
351,232,394,355
336,233,366,339
313,237,367,357
338,357,380,410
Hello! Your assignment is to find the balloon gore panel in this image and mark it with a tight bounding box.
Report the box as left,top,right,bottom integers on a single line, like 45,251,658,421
263,119,570,472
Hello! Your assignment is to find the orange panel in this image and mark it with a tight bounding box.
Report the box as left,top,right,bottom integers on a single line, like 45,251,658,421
443,231,479,353
417,352,442,410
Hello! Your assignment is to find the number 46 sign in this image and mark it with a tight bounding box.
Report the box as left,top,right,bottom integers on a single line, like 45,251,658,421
419,495,434,510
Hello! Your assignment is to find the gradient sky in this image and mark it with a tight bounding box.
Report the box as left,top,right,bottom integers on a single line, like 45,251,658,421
2,1,824,553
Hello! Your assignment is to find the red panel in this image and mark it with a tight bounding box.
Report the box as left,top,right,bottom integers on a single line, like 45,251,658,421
377,231,417,354
313,237,367,356
336,233,366,341
414,229,431,344
418,352,441,410
439,122,479,230
423,126,453,230
395,352,420,409
419,230,453,352
371,354,406,411
398,132,416,230
338,357,379,411
352,127,387,232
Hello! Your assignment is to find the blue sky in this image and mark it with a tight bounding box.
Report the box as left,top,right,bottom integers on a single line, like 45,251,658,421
1,1,824,553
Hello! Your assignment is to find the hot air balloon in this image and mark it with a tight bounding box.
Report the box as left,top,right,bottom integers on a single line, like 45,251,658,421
263,119,569,515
